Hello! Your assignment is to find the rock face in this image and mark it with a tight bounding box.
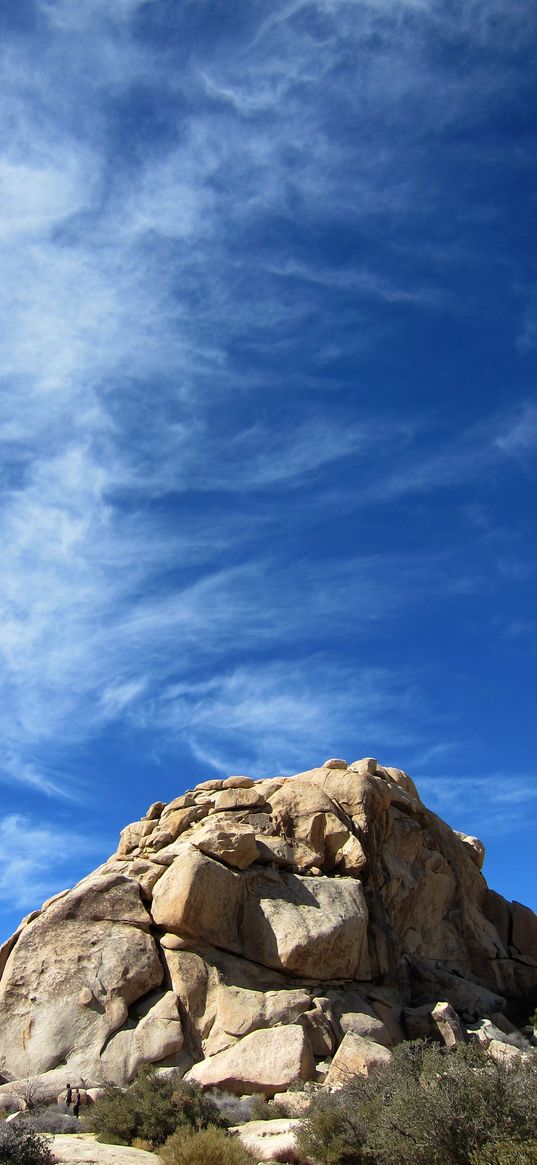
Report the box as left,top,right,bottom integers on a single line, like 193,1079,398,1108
0,756,536,1093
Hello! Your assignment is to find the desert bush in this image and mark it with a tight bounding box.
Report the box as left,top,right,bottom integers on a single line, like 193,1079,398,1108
22,1107,79,1134
207,1091,255,1125
89,1067,223,1147
296,1094,367,1165
131,1136,154,1151
0,1122,52,1165
471,1142,537,1165
298,1040,537,1165
170,1080,223,1132
160,1125,255,1165
249,1095,288,1121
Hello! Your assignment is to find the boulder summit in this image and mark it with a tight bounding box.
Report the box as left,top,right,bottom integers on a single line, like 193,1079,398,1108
1,757,536,1097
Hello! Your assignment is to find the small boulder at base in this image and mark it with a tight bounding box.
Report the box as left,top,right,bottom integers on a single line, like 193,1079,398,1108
325,1032,392,1086
186,1024,315,1095
230,1118,301,1161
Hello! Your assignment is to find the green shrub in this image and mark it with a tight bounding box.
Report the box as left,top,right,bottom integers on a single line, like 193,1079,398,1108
249,1095,288,1121
23,1108,79,1134
0,1123,52,1165
160,1125,255,1165
298,1040,537,1165
471,1142,537,1165
170,1080,223,1132
296,1094,367,1165
88,1067,223,1148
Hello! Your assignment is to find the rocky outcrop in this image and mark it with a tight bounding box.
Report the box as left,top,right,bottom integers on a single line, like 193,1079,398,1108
0,756,536,1094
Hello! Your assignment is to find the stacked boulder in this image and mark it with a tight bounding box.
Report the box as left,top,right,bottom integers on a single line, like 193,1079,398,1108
0,757,536,1098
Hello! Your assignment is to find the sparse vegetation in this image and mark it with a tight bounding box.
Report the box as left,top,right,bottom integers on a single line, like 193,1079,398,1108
21,1108,79,1134
297,1040,537,1165
249,1095,288,1121
160,1124,255,1165
470,1143,537,1165
0,1122,52,1165
88,1066,223,1147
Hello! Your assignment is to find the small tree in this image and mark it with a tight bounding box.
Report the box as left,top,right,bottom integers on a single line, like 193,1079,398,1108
89,1067,222,1147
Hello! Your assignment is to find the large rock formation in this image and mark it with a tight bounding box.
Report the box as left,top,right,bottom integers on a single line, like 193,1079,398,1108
0,757,536,1094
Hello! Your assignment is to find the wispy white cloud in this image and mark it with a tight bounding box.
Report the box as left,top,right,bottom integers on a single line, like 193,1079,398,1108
418,773,537,841
0,0,534,823
155,658,420,776
0,814,101,910
494,405,537,460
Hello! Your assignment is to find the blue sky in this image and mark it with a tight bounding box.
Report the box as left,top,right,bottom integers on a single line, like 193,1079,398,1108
0,0,536,943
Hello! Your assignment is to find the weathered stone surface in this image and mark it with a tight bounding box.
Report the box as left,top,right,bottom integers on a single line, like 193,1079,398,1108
272,1091,312,1114
431,1001,466,1048
241,869,370,980
0,876,161,1080
190,819,260,870
212,788,270,813
325,1032,392,1085
152,845,243,950
222,776,256,788
187,1024,315,1095
48,1134,155,1165
217,985,311,1037
101,991,184,1081
1,754,537,1094
230,1118,300,1160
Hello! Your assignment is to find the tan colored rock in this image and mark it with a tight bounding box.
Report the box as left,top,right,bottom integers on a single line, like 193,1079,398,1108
241,869,370,980
298,999,336,1055
325,1033,392,1085
152,845,243,951
269,781,358,873
370,1000,404,1045
161,793,196,814
101,991,184,1081
2,753,537,1095
431,1001,466,1048
272,1091,311,1115
328,989,392,1046
384,766,420,800
164,948,214,1046
126,859,165,897
468,1017,530,1052
147,806,203,850
486,1039,529,1066
154,849,370,980
304,765,391,827
217,985,311,1037
322,758,348,769
0,1095,24,1113
144,802,165,820
187,1024,315,1095
230,1118,301,1160
350,757,377,774
222,776,256,788
116,820,156,857
0,875,162,1080
191,819,260,870
48,1133,155,1165
212,788,270,813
